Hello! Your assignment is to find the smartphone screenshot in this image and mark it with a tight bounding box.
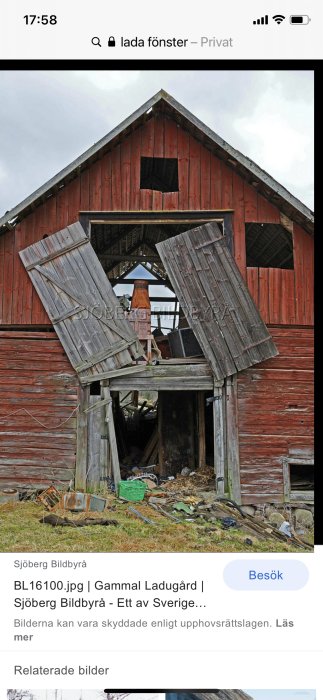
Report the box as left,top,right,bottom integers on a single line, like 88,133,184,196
0,1,320,699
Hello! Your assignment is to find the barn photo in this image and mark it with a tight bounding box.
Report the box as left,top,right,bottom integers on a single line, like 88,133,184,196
0,75,314,552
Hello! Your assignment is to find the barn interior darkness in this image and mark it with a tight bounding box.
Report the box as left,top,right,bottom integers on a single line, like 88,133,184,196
89,221,217,474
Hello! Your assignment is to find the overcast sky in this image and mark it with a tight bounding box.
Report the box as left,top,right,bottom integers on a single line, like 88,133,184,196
0,70,314,218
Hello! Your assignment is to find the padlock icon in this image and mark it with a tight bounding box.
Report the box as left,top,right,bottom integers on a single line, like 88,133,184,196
108,36,116,47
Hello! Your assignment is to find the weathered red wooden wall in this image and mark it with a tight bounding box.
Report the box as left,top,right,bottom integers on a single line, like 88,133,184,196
0,114,314,328
237,327,314,504
0,331,78,488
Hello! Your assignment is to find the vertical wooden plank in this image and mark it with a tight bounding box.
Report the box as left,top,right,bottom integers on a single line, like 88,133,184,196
111,144,122,210
87,395,102,490
101,152,112,210
210,153,222,209
269,268,282,324
258,267,270,323
121,138,131,211
67,177,81,222
140,119,154,210
163,118,178,210
89,160,102,211
21,215,35,324
281,270,296,325
12,222,26,324
100,380,110,481
80,169,90,211
0,230,5,322
158,395,165,476
75,384,89,489
246,267,259,307
200,146,211,210
32,206,51,325
221,163,233,209
188,135,201,209
244,181,258,221
56,186,69,230
293,224,306,325
225,375,241,503
197,392,206,468
232,172,246,277
177,126,189,210
257,193,280,222
103,383,121,487
151,116,163,210
130,128,141,210
213,382,225,495
2,229,14,323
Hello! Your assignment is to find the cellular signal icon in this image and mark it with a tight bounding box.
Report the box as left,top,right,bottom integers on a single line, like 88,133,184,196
253,14,268,24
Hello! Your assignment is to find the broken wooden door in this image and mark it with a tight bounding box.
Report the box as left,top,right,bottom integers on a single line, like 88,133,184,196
156,222,278,380
19,222,144,379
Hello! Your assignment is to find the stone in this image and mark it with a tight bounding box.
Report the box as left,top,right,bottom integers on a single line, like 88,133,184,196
241,505,256,517
294,508,314,529
268,512,286,528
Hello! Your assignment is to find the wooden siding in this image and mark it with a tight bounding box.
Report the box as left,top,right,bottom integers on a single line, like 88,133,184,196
0,114,313,327
237,326,314,504
0,331,78,488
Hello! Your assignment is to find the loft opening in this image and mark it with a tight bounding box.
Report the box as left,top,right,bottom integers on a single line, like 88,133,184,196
140,156,179,192
245,222,294,269
283,457,314,502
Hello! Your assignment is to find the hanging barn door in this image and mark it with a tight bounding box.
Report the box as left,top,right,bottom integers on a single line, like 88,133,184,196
19,222,144,379
156,221,278,380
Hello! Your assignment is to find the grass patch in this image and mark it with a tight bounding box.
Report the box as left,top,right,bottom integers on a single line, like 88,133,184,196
0,500,310,553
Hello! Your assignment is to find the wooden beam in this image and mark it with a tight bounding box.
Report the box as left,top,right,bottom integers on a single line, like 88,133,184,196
225,375,241,503
198,392,206,469
80,363,149,385
110,278,170,286
101,254,160,262
102,382,121,488
213,382,225,495
75,384,89,490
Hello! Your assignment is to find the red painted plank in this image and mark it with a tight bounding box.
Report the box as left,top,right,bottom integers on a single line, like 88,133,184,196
0,232,5,322
101,152,112,210
244,181,258,221
281,270,296,325
130,128,141,210
209,153,222,209
221,162,233,208
121,139,131,210
56,186,69,231
258,267,270,323
152,116,164,210
232,172,246,276
163,118,178,210
188,135,201,209
89,160,102,210
177,127,189,210
67,177,81,223
140,119,155,210
111,144,122,210
200,145,211,210
257,193,280,222
80,168,90,210
246,267,259,306
2,230,14,324
269,268,282,324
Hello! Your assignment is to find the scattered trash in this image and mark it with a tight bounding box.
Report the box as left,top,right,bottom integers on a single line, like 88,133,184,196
118,480,147,502
128,506,157,525
219,516,238,529
0,488,19,505
62,492,107,512
279,521,292,537
36,485,61,510
173,501,194,514
244,538,253,546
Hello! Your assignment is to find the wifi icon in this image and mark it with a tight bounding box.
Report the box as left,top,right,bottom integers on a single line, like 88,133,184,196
272,14,286,24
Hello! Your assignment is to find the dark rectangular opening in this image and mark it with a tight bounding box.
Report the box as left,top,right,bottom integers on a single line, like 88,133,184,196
246,222,294,269
140,156,179,192
290,463,314,491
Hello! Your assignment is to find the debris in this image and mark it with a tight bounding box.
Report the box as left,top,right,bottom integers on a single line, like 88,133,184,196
40,514,118,527
36,485,61,510
128,506,157,525
268,512,286,528
173,501,194,514
0,488,19,505
149,502,182,522
181,467,191,476
244,538,253,546
279,521,292,537
219,516,238,529
62,492,107,512
141,478,157,489
118,480,147,502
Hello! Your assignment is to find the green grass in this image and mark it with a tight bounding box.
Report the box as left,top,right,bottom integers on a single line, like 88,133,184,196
0,500,310,553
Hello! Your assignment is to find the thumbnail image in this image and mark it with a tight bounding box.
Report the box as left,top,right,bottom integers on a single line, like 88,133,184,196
0,71,313,552
6,691,316,700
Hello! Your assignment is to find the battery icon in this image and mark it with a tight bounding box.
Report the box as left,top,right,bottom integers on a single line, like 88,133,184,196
289,15,311,24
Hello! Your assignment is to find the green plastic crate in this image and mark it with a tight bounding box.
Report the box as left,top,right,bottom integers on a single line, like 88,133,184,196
118,479,148,502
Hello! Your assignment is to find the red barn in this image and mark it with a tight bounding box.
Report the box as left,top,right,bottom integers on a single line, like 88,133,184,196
0,90,314,506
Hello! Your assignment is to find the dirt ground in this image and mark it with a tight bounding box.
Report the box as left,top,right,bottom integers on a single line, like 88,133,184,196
0,500,311,553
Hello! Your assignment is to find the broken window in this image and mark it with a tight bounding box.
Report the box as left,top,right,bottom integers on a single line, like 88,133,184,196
245,223,294,269
283,457,314,501
140,157,179,192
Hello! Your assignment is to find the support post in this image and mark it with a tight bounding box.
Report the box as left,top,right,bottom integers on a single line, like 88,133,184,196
102,381,121,488
198,392,206,469
225,375,241,503
213,381,225,496
75,384,89,490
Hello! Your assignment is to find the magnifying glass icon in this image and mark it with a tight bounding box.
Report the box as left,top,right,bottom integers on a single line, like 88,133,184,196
91,36,102,47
